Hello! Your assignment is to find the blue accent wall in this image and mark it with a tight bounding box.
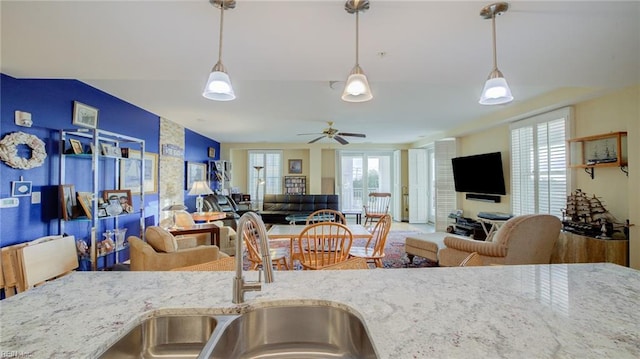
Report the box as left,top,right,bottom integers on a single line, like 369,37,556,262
183,129,220,210
0,74,220,250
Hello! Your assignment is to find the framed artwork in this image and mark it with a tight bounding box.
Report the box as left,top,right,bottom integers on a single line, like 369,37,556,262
69,139,83,154
120,150,158,194
59,184,77,220
289,159,302,174
208,147,216,158
97,208,108,218
72,101,99,129
11,181,32,197
103,189,134,213
186,162,207,190
76,191,93,219
101,143,121,157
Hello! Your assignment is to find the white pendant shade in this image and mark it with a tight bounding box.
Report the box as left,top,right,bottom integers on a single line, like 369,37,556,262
203,69,236,101
479,76,513,105
342,72,373,102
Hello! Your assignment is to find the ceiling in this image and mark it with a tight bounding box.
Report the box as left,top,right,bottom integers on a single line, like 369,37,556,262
2,1,639,145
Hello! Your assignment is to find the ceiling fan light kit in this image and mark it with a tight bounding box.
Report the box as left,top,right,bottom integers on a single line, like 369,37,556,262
342,0,373,103
478,2,513,106
203,0,236,101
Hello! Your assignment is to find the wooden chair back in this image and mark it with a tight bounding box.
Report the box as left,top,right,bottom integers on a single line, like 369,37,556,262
305,209,346,225
296,222,353,270
365,214,392,257
363,192,391,227
240,217,264,270
319,257,369,270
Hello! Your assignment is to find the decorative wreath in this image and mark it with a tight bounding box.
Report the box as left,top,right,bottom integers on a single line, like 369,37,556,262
0,131,47,170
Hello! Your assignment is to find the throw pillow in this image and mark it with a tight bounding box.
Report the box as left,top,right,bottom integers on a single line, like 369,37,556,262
145,227,178,253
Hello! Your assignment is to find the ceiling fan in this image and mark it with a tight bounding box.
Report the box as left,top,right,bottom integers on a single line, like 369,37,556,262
298,122,366,145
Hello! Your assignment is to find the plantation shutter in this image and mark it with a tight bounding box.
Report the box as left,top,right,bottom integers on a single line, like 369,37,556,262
510,107,572,217
248,150,283,209
434,138,457,231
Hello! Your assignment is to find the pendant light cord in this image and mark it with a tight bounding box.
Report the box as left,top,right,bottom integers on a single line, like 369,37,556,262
355,10,360,66
491,12,498,71
218,0,225,63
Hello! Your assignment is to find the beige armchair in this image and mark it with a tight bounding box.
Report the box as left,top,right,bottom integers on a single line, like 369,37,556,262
173,212,236,255
129,226,229,271
438,214,561,267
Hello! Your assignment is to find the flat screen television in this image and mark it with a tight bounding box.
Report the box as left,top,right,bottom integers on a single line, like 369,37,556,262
451,152,506,195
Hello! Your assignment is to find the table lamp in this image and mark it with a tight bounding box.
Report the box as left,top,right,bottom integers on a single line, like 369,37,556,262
189,180,214,214
162,203,188,229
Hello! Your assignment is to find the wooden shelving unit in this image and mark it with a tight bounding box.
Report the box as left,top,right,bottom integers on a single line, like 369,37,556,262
568,131,628,178
284,176,306,195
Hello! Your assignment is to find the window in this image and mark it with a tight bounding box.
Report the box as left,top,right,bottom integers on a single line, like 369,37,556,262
510,107,573,217
337,151,393,213
248,151,282,209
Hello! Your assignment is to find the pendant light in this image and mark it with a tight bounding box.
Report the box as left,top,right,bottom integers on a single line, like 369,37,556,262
478,2,513,105
203,0,236,101
342,0,373,103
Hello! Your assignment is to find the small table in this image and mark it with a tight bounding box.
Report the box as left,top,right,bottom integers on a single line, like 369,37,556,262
342,211,362,224
169,223,220,247
191,211,226,223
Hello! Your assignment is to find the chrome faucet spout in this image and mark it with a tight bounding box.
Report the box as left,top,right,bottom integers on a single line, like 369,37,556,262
233,212,273,304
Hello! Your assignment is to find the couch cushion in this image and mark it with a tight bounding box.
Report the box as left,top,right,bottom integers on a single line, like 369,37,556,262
145,226,178,253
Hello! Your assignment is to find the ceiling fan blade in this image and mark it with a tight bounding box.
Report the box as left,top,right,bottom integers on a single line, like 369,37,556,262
297,132,323,136
308,136,325,144
334,135,349,145
337,132,366,138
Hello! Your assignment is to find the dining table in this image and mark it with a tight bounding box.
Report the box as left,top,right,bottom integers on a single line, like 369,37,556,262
267,223,372,269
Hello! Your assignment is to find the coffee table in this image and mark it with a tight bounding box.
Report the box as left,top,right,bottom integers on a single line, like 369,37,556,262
284,213,335,225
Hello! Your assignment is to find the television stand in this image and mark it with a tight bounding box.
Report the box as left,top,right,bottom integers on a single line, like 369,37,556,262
453,218,487,241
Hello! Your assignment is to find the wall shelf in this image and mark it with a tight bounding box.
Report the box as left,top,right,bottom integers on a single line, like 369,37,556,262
568,131,628,179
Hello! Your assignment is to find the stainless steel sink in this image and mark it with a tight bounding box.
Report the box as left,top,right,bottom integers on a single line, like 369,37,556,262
201,304,378,359
98,315,218,359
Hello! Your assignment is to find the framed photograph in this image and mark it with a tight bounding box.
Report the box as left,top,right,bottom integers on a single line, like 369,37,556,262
97,208,108,218
72,101,99,129
289,159,302,174
76,191,93,219
59,184,77,220
208,147,216,158
100,143,121,157
186,162,207,190
120,150,158,194
103,189,134,213
69,139,83,154
11,181,32,197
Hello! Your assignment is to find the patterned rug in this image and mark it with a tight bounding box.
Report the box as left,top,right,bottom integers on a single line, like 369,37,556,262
268,230,438,269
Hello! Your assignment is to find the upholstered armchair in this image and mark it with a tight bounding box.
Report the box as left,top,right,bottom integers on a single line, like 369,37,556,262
438,214,561,267
129,226,229,271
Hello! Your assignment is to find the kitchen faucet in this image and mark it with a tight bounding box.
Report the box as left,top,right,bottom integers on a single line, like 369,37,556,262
233,212,273,304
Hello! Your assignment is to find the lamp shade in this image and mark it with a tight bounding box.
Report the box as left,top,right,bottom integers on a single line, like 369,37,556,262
479,75,513,105
342,66,373,103
203,68,236,101
188,181,214,196
162,204,188,211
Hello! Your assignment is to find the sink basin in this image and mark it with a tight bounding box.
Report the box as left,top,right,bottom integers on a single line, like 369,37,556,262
98,315,218,359
202,304,378,359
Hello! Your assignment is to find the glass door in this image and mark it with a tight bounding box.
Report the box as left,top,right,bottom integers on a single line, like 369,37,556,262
338,151,393,213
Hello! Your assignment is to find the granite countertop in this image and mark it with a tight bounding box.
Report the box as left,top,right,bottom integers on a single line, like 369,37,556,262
1,263,639,358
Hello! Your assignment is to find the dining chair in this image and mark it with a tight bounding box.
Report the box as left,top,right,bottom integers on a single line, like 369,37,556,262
348,214,392,268
319,257,369,270
242,216,289,270
295,222,353,270
305,209,346,225
363,192,391,229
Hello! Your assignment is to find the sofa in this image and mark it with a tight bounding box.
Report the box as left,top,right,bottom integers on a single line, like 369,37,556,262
260,194,340,224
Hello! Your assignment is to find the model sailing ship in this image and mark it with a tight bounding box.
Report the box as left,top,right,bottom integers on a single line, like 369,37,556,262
562,189,623,238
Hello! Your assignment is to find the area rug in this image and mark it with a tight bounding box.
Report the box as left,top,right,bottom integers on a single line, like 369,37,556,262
266,230,438,269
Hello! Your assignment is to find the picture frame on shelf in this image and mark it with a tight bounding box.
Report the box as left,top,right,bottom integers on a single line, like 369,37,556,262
186,162,207,190
72,101,99,129
97,208,108,218
103,189,134,213
59,184,77,220
101,143,121,157
76,191,93,219
11,181,32,197
69,138,83,154
288,159,302,174
208,147,216,158
119,150,158,194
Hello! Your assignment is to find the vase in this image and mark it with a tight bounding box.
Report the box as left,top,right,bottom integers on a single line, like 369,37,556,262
101,230,115,255
113,228,128,249
105,199,123,216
